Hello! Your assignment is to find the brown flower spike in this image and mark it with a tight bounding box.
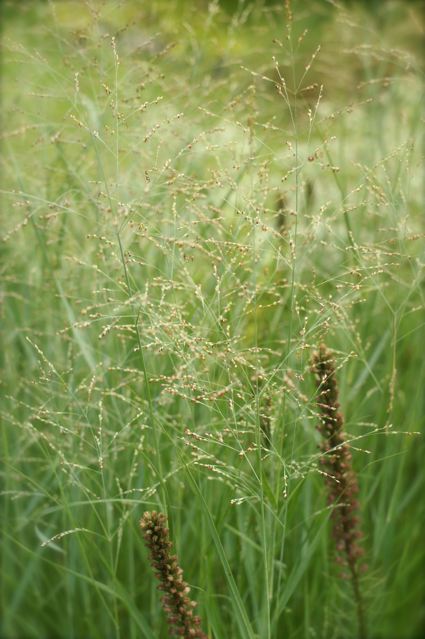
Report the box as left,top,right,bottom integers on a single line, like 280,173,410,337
140,511,207,639
311,345,367,639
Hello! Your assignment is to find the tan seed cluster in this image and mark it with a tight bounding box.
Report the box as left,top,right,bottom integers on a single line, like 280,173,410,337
140,511,207,638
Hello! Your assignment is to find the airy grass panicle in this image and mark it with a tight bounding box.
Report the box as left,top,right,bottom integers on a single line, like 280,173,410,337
311,344,367,639
140,511,207,639
2,1,423,637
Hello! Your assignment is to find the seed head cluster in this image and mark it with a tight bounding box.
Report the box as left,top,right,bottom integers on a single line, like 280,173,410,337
140,511,207,639
311,345,364,572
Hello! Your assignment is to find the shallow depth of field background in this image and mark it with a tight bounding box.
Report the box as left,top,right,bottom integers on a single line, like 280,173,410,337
1,1,424,638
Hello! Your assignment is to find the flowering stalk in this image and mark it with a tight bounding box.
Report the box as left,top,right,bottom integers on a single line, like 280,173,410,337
140,511,207,639
311,344,367,639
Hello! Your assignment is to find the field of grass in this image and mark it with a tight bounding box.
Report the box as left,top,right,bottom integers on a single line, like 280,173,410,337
1,1,424,638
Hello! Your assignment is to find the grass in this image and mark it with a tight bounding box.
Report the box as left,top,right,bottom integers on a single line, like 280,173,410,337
1,1,424,638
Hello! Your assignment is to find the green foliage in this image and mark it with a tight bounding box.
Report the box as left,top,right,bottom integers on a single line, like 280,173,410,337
1,2,424,638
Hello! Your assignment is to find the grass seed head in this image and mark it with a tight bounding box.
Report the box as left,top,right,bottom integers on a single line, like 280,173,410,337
311,344,367,638
140,511,207,639
311,344,365,570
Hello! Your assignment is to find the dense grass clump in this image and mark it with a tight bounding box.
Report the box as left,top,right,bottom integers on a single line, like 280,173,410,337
1,1,424,638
